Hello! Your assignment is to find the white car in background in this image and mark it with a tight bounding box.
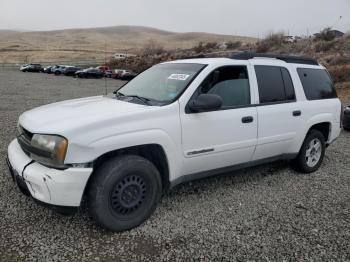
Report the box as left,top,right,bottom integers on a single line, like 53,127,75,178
51,65,71,75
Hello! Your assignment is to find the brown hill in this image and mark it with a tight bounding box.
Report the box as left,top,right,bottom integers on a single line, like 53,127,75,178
0,25,256,63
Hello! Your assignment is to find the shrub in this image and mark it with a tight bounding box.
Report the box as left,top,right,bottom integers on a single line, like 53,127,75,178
226,41,242,50
255,33,285,53
314,27,336,42
141,40,164,56
204,42,218,49
193,42,205,53
314,41,334,53
328,65,350,83
328,53,350,65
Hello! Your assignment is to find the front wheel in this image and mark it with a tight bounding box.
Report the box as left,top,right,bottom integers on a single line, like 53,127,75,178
88,155,162,232
293,129,326,173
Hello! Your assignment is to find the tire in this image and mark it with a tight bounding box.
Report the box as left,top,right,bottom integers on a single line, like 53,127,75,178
88,155,162,232
54,71,61,75
293,129,326,173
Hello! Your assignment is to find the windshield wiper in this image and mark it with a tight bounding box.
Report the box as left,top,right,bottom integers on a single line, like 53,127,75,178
115,91,125,97
116,92,151,105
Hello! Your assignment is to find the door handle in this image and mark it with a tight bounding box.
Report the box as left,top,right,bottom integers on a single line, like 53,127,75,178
293,110,301,117
242,116,254,123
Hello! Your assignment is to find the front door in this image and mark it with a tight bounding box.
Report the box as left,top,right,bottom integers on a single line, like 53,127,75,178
180,65,258,175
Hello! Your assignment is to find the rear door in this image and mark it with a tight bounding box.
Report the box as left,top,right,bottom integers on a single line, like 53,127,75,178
252,64,304,160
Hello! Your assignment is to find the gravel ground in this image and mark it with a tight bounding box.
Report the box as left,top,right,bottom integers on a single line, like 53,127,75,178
0,69,350,261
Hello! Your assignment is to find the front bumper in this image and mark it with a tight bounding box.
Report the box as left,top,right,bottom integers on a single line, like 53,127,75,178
7,139,93,207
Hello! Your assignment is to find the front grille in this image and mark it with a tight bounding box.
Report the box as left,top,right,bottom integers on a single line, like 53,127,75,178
17,126,51,159
22,127,33,140
17,134,32,157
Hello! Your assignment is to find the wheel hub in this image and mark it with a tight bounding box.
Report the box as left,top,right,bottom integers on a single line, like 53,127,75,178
305,138,322,168
110,175,146,215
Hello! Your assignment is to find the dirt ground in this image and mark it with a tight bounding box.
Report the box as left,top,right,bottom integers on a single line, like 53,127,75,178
0,69,350,261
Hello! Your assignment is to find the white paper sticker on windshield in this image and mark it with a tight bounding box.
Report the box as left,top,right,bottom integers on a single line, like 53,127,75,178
168,74,190,81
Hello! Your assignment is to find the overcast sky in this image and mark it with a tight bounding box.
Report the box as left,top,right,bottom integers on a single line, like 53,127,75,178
0,0,349,37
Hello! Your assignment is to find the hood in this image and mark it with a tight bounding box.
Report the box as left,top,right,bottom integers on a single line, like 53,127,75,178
19,95,149,135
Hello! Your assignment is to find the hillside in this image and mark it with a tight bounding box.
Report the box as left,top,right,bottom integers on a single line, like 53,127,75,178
0,25,256,63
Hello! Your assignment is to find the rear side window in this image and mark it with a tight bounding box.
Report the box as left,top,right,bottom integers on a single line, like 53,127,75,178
297,68,337,100
281,68,296,100
255,66,296,104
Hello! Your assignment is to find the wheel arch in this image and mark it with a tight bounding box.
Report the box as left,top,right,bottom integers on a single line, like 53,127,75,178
308,122,331,142
81,143,171,206
294,121,331,156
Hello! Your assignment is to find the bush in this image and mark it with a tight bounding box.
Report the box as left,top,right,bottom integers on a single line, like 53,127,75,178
314,27,336,42
226,41,242,50
255,33,285,53
141,40,164,56
193,42,218,53
314,41,334,53
204,42,218,49
328,65,350,83
328,53,350,65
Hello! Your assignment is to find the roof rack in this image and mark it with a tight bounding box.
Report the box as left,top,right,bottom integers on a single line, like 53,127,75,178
231,52,318,65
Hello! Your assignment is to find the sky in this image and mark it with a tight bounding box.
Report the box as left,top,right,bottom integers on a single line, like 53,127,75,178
0,0,349,37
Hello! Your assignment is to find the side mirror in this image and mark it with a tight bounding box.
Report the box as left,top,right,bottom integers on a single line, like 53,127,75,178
188,94,223,113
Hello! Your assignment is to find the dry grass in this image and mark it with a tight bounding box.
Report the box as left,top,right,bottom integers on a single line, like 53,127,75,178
0,26,256,63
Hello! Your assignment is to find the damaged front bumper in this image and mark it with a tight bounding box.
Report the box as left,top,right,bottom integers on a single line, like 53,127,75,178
7,139,93,207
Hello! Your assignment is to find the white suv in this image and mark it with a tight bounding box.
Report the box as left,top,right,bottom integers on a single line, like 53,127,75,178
7,53,342,231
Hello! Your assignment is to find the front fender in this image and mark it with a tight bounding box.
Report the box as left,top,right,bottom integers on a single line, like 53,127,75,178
65,129,182,182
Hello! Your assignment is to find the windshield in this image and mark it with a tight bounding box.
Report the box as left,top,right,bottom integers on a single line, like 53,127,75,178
117,63,206,103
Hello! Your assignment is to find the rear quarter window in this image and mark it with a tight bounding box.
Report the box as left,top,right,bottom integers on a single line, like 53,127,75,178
297,68,337,100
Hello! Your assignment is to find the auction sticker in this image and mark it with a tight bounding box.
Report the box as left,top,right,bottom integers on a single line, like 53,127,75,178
168,74,190,81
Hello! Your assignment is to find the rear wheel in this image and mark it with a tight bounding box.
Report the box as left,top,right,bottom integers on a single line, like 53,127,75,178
293,129,326,173
88,155,162,232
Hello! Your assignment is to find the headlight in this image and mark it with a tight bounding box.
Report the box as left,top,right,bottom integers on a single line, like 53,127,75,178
30,134,68,168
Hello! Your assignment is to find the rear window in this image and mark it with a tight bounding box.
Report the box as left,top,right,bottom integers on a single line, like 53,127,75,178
297,68,337,100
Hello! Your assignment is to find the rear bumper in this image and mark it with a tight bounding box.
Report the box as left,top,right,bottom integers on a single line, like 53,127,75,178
7,139,93,207
328,121,341,145
343,114,350,129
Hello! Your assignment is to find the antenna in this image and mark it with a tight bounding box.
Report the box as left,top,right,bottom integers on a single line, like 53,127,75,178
104,39,107,96
331,15,342,29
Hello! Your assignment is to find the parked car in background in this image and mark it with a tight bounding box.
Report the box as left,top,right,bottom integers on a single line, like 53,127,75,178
51,65,70,75
104,70,113,78
119,70,137,80
112,69,137,80
75,68,104,78
20,64,43,72
64,66,81,76
342,106,350,131
96,65,110,72
43,66,53,74
112,69,125,79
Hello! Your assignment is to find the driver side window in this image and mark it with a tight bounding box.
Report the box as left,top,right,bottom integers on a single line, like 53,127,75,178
199,66,250,108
